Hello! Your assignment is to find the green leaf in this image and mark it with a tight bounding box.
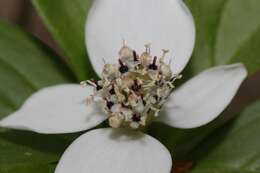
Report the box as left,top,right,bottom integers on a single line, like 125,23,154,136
0,130,71,173
185,0,260,76
0,21,74,118
0,21,75,172
184,0,226,74
229,28,260,75
148,118,222,160
189,101,260,173
32,0,95,80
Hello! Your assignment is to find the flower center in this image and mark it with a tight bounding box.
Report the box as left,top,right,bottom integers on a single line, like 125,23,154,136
83,44,182,129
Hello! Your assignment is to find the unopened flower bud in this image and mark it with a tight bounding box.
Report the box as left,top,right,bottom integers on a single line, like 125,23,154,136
130,122,140,129
128,93,138,106
134,100,145,113
160,64,172,79
109,115,123,128
102,64,119,80
121,76,134,88
140,52,152,66
111,104,122,113
119,46,133,62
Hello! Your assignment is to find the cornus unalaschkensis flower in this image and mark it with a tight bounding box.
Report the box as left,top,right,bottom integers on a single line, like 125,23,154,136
0,0,247,173
82,43,183,130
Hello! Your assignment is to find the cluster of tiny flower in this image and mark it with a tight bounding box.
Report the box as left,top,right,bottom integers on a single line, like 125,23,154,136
82,44,182,129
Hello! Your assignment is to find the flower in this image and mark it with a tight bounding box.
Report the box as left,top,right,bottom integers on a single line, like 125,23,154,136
0,0,247,173
82,44,183,130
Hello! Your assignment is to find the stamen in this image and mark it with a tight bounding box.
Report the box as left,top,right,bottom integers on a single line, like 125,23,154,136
144,43,151,54
140,95,147,106
86,80,96,87
91,80,103,90
119,59,129,73
133,50,138,61
166,81,175,89
170,74,183,82
131,79,141,92
148,56,158,70
80,81,88,86
160,49,169,63
96,85,102,91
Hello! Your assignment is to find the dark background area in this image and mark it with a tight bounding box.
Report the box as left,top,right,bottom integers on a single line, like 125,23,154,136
0,0,60,54
0,0,260,115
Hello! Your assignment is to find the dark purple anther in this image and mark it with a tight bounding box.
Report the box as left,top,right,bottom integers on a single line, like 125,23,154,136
132,113,141,122
133,50,138,61
118,59,129,73
96,85,102,91
148,56,158,70
91,80,102,90
132,79,141,92
141,95,147,106
106,101,114,110
153,95,159,101
109,85,116,95
118,59,124,66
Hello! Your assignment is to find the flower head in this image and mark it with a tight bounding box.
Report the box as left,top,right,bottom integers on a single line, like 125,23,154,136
84,44,182,129
0,0,248,173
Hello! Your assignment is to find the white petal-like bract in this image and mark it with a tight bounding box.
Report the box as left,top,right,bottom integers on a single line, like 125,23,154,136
159,63,247,128
55,128,172,173
86,0,195,76
0,84,107,134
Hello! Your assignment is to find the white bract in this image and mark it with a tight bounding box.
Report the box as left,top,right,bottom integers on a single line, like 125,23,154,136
0,0,247,173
